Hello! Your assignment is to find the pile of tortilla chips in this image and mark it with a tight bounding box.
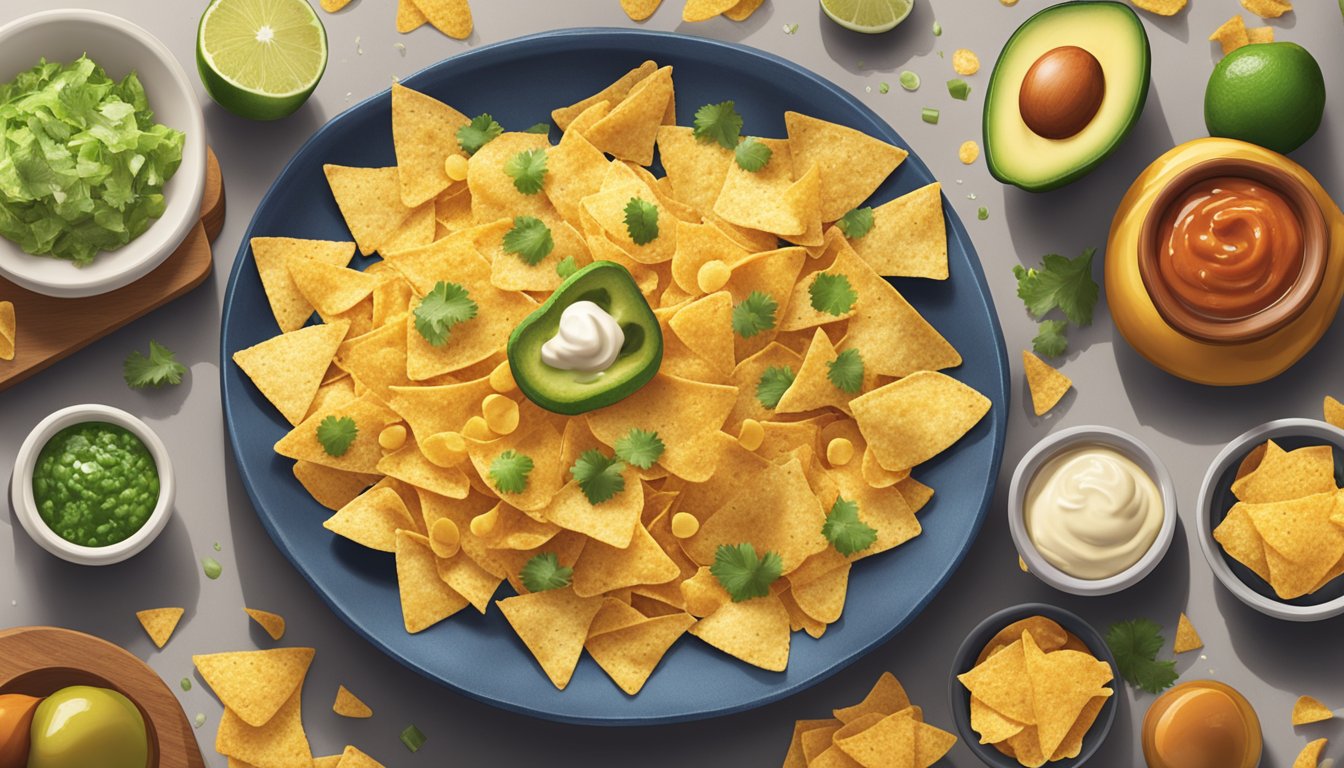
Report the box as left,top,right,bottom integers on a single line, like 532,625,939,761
193,647,385,768
783,672,957,767
232,60,990,693
1212,440,1344,600
957,616,1114,767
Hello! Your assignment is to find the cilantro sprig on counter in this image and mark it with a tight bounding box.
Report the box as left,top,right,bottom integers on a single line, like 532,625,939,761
614,428,664,470
1106,618,1178,694
810,273,857,316
520,552,572,592
827,348,864,394
624,197,660,245
414,281,477,347
503,216,554,265
504,148,548,194
732,291,778,339
123,341,186,389
489,450,534,494
457,113,503,155
571,449,626,504
823,496,877,556
712,543,782,602
316,415,358,457
1013,248,1099,358
756,366,795,410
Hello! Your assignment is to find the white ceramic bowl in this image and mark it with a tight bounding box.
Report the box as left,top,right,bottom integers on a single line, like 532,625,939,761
1009,425,1178,596
0,9,205,298
11,404,175,566
1197,418,1344,622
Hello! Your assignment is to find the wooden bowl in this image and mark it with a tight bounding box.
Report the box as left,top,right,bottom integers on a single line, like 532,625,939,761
0,626,204,768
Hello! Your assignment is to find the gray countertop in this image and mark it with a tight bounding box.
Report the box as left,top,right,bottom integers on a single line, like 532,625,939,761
3,0,1343,765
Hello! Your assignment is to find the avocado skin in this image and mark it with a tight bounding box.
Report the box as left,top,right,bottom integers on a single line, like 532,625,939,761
507,261,663,416
983,0,1151,192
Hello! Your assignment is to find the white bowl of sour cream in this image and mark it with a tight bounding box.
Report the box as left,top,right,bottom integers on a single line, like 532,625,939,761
1009,426,1178,596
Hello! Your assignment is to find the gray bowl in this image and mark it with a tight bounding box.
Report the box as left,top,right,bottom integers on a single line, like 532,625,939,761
1009,426,1178,596
949,603,1119,767
1197,417,1344,622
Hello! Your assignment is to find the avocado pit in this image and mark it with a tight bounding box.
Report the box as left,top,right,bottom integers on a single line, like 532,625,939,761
1019,46,1106,140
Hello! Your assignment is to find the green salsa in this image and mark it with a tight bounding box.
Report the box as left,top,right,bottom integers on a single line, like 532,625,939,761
31,422,159,547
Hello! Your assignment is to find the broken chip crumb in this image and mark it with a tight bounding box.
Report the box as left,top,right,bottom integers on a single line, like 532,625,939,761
1173,612,1202,654
959,141,980,165
246,608,287,640
1209,15,1251,56
952,49,980,76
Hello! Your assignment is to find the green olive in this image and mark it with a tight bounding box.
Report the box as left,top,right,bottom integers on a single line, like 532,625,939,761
26,686,148,768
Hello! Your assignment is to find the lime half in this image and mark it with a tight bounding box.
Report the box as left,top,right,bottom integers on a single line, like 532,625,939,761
197,0,327,120
821,0,915,33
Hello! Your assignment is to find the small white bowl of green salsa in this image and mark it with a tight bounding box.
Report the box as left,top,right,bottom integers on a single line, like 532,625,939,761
0,9,206,298
11,403,175,566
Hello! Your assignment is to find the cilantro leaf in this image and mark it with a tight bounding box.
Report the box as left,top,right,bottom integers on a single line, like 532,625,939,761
823,495,877,556
1032,319,1069,358
489,450,534,494
836,207,875,239
624,197,660,245
524,122,551,135
124,341,187,389
734,137,772,172
827,348,864,394
1012,248,1099,326
504,148,548,195
732,291,778,338
810,272,857,316
693,101,743,150
756,366,795,409
571,449,626,504
414,281,477,347
520,552,572,592
614,428,664,470
316,415,358,457
502,216,554,265
1106,619,1178,695
556,255,578,279
711,543,783,602
456,113,503,156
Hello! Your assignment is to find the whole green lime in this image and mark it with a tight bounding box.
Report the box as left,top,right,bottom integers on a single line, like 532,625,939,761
1205,42,1325,155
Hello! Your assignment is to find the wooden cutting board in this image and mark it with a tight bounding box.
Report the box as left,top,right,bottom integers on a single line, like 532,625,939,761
0,147,226,393
0,625,206,768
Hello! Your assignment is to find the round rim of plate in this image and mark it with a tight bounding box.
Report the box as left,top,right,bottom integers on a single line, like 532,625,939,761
220,27,1009,725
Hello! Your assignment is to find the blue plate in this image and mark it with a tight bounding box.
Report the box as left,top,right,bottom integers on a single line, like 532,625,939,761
221,28,1009,725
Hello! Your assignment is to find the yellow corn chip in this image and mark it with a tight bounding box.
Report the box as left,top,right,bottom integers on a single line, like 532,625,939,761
0,300,13,361
669,291,735,375
726,246,807,360
621,0,663,20
801,721,845,763
246,608,287,641
849,182,947,279
553,61,658,131
1294,695,1335,726
714,139,806,236
685,456,828,572
790,562,849,624
292,461,376,511
776,329,864,415
193,647,314,728
1328,398,1344,430
1173,612,1202,654
1247,26,1275,44
1024,632,1114,757
415,0,472,38
724,0,766,21
324,165,415,255
834,671,912,723
1022,351,1072,417
1245,490,1344,564
725,342,803,430
1233,443,1337,503
396,530,469,632
585,612,695,695
392,84,470,207
852,371,991,472
314,756,343,768
333,746,383,768
377,441,471,500
332,685,373,718
320,0,352,10
1212,503,1273,584
136,607,184,649
1294,738,1327,768
388,376,495,443
547,476,646,548
544,127,609,226
1210,15,1251,56
976,616,1069,665
1051,695,1107,761
467,132,555,223
1132,0,1187,14
465,417,565,512
324,485,415,552
957,638,1034,724
683,0,738,22
396,0,427,32
583,186,676,264
1241,0,1292,18
497,587,604,690
688,593,791,671
784,719,839,768
572,523,680,597
288,259,379,321
584,66,673,166
587,373,738,483
972,694,1026,744
215,687,312,768
657,126,734,217
234,321,349,426
784,112,908,222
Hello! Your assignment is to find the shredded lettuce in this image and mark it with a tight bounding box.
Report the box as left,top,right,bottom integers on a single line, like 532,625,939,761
0,56,184,265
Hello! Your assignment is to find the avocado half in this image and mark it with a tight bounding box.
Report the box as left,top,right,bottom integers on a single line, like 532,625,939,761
983,1,1151,192
507,261,662,416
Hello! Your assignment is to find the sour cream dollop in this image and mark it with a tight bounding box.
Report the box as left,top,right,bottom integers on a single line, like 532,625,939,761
540,300,624,374
1024,444,1164,580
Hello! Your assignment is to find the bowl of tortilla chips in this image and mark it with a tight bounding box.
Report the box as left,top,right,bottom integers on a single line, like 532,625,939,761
1199,418,1344,621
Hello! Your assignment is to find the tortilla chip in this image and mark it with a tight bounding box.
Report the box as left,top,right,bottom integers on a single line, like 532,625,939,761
667,291,734,375
1244,490,1343,565
329,685,373,719
1241,0,1292,19
1294,695,1335,726
1024,632,1114,757
1210,15,1251,55
972,694,1026,744
416,0,472,38
388,376,495,443
234,321,349,425
1325,397,1344,430
683,0,737,20
621,0,664,20
313,756,343,768
849,183,947,279
377,441,471,500
724,0,766,20
396,530,469,632
193,647,314,728
1212,503,1273,583
251,239,356,331
1294,738,1327,768
1132,0,1187,14
544,127,609,225
245,608,286,641
333,746,383,767
852,371,991,472
553,61,658,131
976,616,1069,665
324,485,415,552
465,416,565,512
776,329,865,415
1232,443,1337,503
396,0,427,31
320,0,352,10
800,721,845,764
0,300,12,361
688,593,791,671
784,719,841,768
325,165,415,255
546,476,645,549
587,373,737,482
657,126,734,218
497,587,604,690
572,523,680,597
1246,26,1274,44
467,132,555,224
583,185,676,264
834,671,911,723
685,456,828,571
957,638,1034,724
1173,612,1202,654
392,84,470,207
136,607,184,649
583,66,673,166
292,461,376,511
215,688,312,768
1022,351,1072,417
714,139,806,236
586,612,695,694
785,112,909,222
1051,694,1106,761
